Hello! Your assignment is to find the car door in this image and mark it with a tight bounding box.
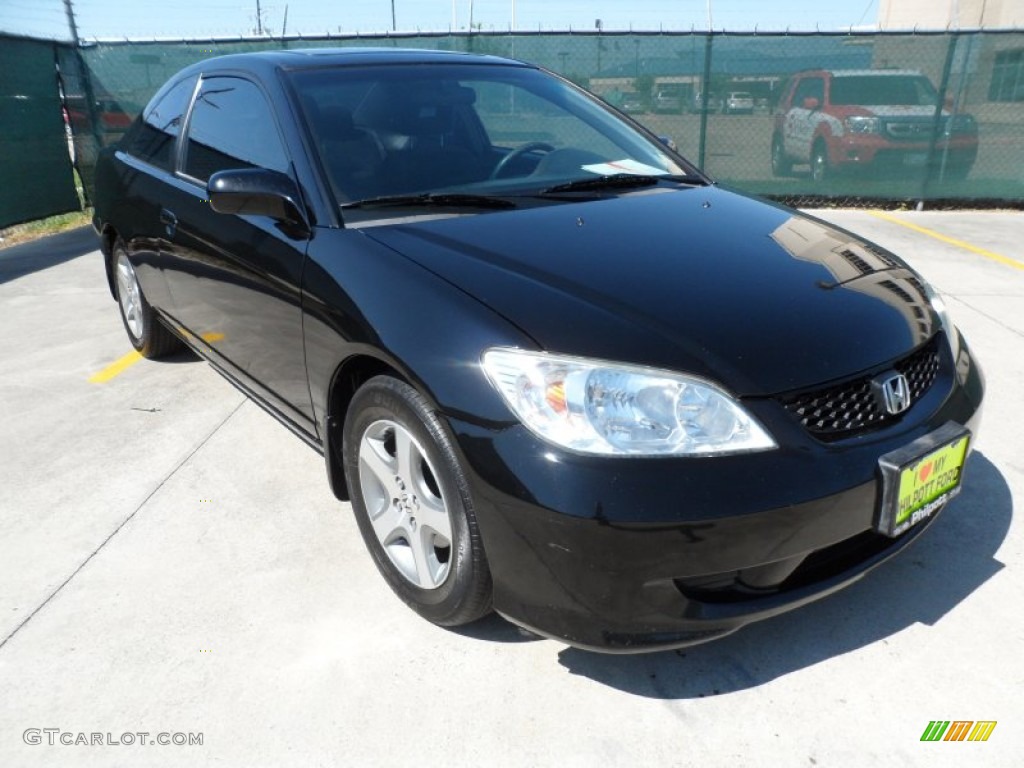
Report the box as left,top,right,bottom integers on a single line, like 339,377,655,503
786,76,825,161
159,74,315,433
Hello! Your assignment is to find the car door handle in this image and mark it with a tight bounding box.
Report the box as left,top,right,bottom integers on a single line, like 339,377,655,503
160,208,177,237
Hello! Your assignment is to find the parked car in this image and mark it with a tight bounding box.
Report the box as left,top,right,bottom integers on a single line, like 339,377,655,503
689,90,722,113
723,91,754,114
771,68,979,182
653,88,683,113
620,90,645,113
93,49,983,653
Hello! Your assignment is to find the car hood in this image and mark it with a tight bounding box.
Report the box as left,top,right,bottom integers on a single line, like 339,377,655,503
363,185,938,396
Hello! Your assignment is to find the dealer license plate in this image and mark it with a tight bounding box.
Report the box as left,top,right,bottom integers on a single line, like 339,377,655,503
876,422,971,538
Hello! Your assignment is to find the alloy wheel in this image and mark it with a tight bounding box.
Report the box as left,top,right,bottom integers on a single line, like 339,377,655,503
115,250,145,340
357,419,453,590
811,145,829,183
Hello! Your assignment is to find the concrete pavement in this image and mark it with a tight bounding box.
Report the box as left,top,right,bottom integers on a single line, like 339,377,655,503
0,212,1021,767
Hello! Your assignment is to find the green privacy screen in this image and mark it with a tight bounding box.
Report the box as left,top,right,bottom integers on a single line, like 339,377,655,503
5,29,1023,227
0,35,80,229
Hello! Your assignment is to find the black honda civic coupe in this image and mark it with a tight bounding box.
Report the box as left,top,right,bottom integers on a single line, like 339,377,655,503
92,48,984,652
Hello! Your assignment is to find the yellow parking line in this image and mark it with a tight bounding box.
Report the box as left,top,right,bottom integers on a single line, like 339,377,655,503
869,210,1024,271
88,350,142,383
88,331,224,383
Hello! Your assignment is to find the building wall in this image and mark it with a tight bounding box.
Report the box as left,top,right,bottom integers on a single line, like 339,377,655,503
879,0,1024,29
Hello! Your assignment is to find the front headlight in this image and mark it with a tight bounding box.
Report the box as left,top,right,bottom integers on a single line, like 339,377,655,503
845,116,881,134
481,348,777,456
943,114,976,135
925,284,961,361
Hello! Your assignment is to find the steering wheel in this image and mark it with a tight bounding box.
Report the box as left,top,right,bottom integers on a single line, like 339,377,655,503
490,142,556,179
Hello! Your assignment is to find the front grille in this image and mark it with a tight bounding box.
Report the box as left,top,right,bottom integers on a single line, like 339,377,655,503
778,336,942,441
884,119,936,141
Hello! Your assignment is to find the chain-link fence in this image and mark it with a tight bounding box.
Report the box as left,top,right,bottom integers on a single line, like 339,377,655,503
3,30,1024,228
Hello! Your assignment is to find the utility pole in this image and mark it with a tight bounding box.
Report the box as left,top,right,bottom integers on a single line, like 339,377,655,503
62,0,102,204
391,1,396,31
62,0,80,45
256,0,264,35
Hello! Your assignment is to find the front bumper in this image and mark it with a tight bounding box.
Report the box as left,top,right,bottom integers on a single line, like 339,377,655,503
833,133,978,170
450,336,984,652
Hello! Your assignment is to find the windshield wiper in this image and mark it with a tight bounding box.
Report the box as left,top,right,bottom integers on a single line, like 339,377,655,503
341,193,517,211
539,173,704,196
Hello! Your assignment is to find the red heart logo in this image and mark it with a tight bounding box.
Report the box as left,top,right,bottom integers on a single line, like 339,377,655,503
919,462,933,483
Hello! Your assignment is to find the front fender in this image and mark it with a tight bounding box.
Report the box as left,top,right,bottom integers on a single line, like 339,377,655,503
301,226,534,441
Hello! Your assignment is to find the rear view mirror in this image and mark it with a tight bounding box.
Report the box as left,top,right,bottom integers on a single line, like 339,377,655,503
208,168,309,236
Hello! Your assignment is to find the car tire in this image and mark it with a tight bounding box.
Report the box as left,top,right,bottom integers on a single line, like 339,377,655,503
112,241,182,358
343,375,493,627
811,141,830,183
771,135,793,177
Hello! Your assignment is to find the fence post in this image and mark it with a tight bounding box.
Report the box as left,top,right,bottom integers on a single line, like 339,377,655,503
697,33,714,171
920,32,959,205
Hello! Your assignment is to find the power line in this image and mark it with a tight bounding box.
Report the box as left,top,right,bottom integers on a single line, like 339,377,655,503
856,0,878,27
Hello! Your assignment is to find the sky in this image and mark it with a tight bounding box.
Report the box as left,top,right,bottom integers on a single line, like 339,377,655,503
1,0,882,41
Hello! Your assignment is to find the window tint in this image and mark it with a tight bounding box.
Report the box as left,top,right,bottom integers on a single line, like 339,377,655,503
183,77,288,182
831,76,937,106
125,75,196,170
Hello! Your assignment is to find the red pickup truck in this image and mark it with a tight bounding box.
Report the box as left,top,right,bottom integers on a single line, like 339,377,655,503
771,69,978,182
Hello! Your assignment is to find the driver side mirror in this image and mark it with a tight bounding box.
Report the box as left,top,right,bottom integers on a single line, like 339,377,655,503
208,168,309,237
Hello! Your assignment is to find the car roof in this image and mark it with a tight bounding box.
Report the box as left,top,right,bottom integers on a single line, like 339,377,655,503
174,47,530,79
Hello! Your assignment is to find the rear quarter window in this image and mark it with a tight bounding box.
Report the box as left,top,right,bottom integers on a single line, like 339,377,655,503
123,75,197,171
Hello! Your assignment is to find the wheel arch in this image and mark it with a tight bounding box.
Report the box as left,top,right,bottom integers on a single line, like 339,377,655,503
99,224,118,299
811,125,837,163
323,352,412,502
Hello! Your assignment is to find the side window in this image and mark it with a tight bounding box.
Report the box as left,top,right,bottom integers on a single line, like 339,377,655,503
793,77,824,107
183,77,288,182
125,75,197,171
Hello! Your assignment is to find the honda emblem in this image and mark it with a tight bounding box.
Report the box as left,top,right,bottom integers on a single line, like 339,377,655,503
874,372,912,415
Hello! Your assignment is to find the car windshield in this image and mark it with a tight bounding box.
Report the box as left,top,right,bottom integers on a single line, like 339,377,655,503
830,75,939,106
287,62,694,208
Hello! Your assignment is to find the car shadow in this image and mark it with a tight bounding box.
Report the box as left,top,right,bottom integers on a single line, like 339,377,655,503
542,451,1009,698
0,225,97,284
450,613,547,645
